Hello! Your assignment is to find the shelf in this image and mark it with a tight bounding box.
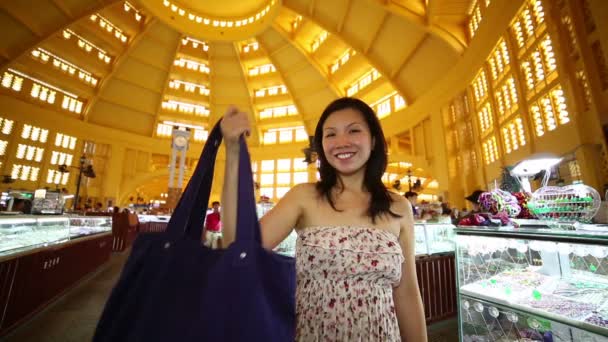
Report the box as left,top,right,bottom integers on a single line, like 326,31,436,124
460,286,608,338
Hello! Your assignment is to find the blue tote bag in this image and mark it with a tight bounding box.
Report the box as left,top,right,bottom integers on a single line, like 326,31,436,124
94,121,296,341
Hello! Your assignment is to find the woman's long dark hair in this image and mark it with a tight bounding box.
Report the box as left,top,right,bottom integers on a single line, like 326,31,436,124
314,97,401,224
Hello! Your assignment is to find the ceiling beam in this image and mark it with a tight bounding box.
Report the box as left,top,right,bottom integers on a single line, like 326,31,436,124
233,41,263,146
271,23,342,97
0,4,44,37
308,0,315,16
426,0,436,26
374,0,466,53
281,3,413,107
83,17,157,122
50,0,74,19
0,0,121,72
337,0,352,33
364,11,388,54
257,35,312,130
390,33,428,80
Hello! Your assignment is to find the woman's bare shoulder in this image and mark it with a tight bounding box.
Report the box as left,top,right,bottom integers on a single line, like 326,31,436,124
389,191,411,215
282,183,318,203
290,182,317,194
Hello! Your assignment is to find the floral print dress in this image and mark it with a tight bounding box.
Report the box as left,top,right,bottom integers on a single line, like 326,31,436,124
296,226,405,341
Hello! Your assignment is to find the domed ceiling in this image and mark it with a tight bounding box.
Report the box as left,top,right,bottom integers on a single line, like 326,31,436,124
0,0,473,201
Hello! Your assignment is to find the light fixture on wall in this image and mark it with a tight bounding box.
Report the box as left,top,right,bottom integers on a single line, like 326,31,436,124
62,154,96,211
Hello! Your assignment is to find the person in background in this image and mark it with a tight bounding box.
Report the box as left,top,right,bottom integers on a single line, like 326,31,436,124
203,201,222,249
465,190,484,213
220,97,427,341
95,202,103,212
404,191,419,217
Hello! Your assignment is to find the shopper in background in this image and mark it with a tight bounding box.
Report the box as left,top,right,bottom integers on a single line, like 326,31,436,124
220,97,427,341
203,201,222,249
404,191,419,217
465,190,484,213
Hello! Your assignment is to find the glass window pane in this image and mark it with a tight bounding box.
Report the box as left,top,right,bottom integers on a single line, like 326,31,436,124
261,160,274,172
263,131,276,144
277,159,291,171
293,158,307,171
260,173,274,186
279,130,293,143
293,172,308,184
276,172,290,185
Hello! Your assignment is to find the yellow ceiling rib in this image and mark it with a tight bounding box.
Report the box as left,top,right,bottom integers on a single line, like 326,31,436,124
151,33,184,137
308,0,316,16
232,40,263,145
378,1,466,53
281,3,410,108
256,36,311,134
49,0,74,19
83,17,157,121
364,11,389,54
390,32,428,80
270,19,341,96
337,0,353,33
1,4,43,37
0,0,121,72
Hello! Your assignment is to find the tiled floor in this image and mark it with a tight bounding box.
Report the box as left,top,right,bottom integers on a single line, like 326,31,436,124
3,251,459,341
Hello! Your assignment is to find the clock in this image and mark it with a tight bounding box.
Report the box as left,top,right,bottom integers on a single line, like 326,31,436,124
173,135,188,148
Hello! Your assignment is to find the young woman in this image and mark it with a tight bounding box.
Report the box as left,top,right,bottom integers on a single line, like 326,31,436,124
220,97,427,341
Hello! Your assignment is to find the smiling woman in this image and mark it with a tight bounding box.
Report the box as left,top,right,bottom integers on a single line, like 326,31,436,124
220,97,428,341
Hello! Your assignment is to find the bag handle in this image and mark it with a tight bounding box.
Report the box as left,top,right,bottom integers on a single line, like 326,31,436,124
166,120,260,244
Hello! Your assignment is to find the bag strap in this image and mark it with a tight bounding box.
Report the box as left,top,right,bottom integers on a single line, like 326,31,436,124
166,119,260,244
235,132,260,243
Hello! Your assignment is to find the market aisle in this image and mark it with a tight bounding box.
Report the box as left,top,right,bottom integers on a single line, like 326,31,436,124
3,250,458,342
3,251,128,342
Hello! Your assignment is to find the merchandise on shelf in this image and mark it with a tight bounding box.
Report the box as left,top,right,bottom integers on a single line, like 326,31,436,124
528,184,601,223
479,189,521,217
456,226,608,340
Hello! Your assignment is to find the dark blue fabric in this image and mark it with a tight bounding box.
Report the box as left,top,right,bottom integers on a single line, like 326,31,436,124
94,122,296,342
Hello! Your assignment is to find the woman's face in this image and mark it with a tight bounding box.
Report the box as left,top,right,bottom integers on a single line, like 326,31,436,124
321,108,373,176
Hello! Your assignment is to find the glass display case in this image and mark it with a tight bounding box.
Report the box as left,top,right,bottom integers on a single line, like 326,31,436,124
0,215,112,257
138,215,171,223
456,226,608,341
68,216,112,238
414,223,456,255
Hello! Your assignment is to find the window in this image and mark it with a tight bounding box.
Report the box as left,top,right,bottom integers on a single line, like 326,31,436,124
54,133,77,150
0,117,14,135
22,124,48,143
11,164,40,182
501,117,526,154
482,136,499,165
529,85,569,137
47,170,69,185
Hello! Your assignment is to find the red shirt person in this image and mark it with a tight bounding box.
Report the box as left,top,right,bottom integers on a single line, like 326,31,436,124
204,201,222,248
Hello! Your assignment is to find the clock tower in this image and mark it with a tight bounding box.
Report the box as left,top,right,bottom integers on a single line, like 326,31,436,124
167,128,190,210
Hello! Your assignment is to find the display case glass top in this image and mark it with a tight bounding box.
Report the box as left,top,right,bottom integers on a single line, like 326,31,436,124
68,216,112,238
0,215,112,258
455,224,608,243
414,223,456,255
456,226,608,337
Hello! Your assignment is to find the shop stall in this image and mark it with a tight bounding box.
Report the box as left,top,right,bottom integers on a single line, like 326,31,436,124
0,215,112,337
